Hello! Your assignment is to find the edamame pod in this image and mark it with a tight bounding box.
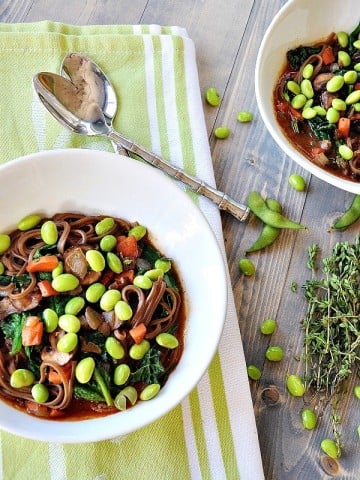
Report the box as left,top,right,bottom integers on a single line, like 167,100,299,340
333,195,360,230
246,198,282,253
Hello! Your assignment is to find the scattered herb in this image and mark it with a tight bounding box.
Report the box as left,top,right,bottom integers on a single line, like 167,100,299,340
306,243,320,271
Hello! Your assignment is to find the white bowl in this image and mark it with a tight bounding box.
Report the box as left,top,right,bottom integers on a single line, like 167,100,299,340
255,0,360,194
0,148,227,443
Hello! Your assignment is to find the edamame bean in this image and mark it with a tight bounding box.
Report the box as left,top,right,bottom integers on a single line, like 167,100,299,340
333,195,360,230
129,339,150,360
345,89,360,105
0,262,4,275
86,282,106,303
52,261,63,278
301,408,317,430
291,94,307,109
214,126,230,139
114,386,138,411
140,383,160,401
41,220,58,245
326,107,340,124
354,39,360,49
338,50,351,67
154,258,172,273
320,439,341,459
246,198,282,253
58,314,81,333
17,214,41,231
303,99,313,110
302,64,314,79
247,365,262,381
288,173,306,191
355,102,360,112
113,364,131,386
237,111,253,123
65,296,85,315
52,273,79,292
86,250,105,272
313,106,326,116
326,75,344,93
100,289,121,311
31,383,49,403
144,268,164,281
338,144,353,160
331,98,347,111
206,87,220,106
239,258,255,276
57,332,78,353
302,107,317,119
286,80,300,95
10,369,35,388
355,62,360,72
357,425,360,439
128,225,147,240
105,336,125,359
265,346,284,362
100,235,117,252
286,374,305,397
354,385,360,399
75,357,95,384
337,31,348,48
95,217,115,236
300,79,314,99
114,300,133,321
42,308,59,333
156,332,179,349
133,275,153,290
0,234,11,255
106,252,123,274
260,318,277,335
344,70,357,84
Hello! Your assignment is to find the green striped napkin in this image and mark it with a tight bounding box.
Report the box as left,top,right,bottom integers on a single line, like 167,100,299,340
0,22,264,480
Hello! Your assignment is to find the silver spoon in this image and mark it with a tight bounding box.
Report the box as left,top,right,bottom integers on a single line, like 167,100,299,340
32,54,250,222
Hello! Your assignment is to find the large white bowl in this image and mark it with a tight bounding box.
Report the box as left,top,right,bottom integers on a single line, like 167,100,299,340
0,148,227,443
255,0,360,194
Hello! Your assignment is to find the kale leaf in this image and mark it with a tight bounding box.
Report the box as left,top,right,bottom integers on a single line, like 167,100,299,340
286,45,322,71
0,274,32,288
1,312,27,354
308,116,336,140
130,348,165,384
349,21,360,55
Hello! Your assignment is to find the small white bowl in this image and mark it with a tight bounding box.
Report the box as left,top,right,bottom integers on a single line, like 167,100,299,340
0,148,227,443
255,0,360,194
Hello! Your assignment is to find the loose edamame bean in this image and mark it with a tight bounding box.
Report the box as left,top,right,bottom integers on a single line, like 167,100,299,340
106,252,123,274
337,31,348,48
338,144,353,160
114,386,138,411
133,275,153,290
214,126,230,139
333,195,360,230
86,250,105,272
355,62,360,72
52,273,79,292
291,94,307,109
57,332,78,353
287,80,300,95
113,364,131,386
10,369,35,388
354,385,360,399
326,107,340,124
52,261,63,279
114,300,133,321
41,220,58,245
206,87,220,106
100,234,117,252
100,289,121,311
75,357,95,384
286,374,305,397
0,234,11,255
320,439,341,459
344,70,357,84
288,173,306,192
260,318,277,335
95,217,115,236
300,79,314,99
313,105,326,116
156,332,179,349
86,282,106,303
301,408,317,430
302,107,317,119
144,268,164,281
237,111,253,123
0,261,4,275
354,39,360,49
154,258,171,273
265,346,284,362
331,98,347,111
239,258,255,276
42,308,59,333
128,225,147,240
31,383,49,403
345,89,360,105
246,198,282,253
58,314,81,333
17,214,41,231
338,50,351,67
247,365,262,381
326,75,344,93
65,296,85,315
140,383,160,401
129,339,150,360
105,336,125,359
247,191,305,229
302,64,314,79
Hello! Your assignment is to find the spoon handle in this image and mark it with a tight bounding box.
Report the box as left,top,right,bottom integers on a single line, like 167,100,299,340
108,130,250,222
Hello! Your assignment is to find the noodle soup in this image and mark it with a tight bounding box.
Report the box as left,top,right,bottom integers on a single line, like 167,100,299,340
0,213,184,420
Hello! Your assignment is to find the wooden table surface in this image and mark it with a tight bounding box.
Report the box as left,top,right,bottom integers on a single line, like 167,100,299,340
1,1,359,478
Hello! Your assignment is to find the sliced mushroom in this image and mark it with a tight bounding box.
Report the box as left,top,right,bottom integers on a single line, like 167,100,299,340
313,72,334,92
64,246,88,279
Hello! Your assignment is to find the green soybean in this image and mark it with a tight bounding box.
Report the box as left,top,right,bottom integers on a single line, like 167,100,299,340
86,250,105,272
338,50,351,67
58,314,81,333
320,439,341,459
0,234,11,255
333,194,360,230
246,198,282,253
31,383,49,403
206,87,220,106
100,289,121,311
286,374,305,397
113,364,131,386
357,425,360,439
0,262,4,275
300,79,314,98
265,346,284,362
260,318,277,335
301,408,317,430
337,31,349,48
154,258,172,273
140,383,160,401
100,234,117,252
41,220,58,245
42,308,59,333
52,261,63,278
144,268,164,281
247,365,262,381
344,70,357,84
214,126,230,139
313,105,326,116
302,107,317,119
345,89,360,105
354,385,360,399
291,93,307,109
57,332,78,353
129,339,150,360
239,258,255,276
326,75,344,93
354,39,360,49
331,98,347,111
156,332,179,349
247,191,305,230
86,282,106,303
302,64,314,79
338,144,353,160
95,217,115,236
128,225,147,240
105,336,125,359
17,214,41,231
133,275,153,290
326,107,340,124
287,80,300,95
288,173,306,191
107,252,123,273
114,300,133,321
65,296,85,315
237,111,253,123
52,273,79,292
114,386,137,410
75,357,95,384
10,369,35,388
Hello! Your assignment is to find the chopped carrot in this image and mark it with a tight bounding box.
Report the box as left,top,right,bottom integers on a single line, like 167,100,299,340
22,316,44,346
129,323,147,344
337,117,351,138
37,279,58,297
25,401,49,417
311,147,325,155
275,100,289,113
354,83,360,90
116,235,139,258
100,270,115,287
49,408,65,418
321,46,335,65
48,362,73,385
26,255,59,273
289,106,303,119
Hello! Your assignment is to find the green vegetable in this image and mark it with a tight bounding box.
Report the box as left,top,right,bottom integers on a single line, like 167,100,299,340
239,258,256,276
156,332,179,349
129,348,165,384
17,214,41,231
57,332,78,353
31,383,49,403
355,385,360,399
237,111,253,123
286,45,322,71
246,198,282,253
128,225,147,240
286,374,305,397
301,408,317,430
247,365,262,380
265,346,284,362
75,357,96,384
288,174,306,192
95,217,115,236
260,318,277,335
113,364,131,386
205,87,220,106
320,439,341,459
93,367,114,406
140,383,160,401
0,234,11,255
105,336,125,360
129,339,150,360
85,250,105,272
10,368,35,388
1,312,27,354
214,126,230,139
100,289,121,312
52,273,79,292
40,220,58,245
